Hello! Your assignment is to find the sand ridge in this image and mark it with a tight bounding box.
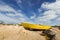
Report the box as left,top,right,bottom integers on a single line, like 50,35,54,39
0,25,46,40
0,25,60,40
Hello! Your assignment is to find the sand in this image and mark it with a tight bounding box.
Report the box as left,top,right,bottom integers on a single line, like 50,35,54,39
0,25,46,40
0,25,60,40
50,27,60,40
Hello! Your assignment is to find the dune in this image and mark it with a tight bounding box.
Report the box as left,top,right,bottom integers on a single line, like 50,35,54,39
0,25,46,40
50,27,60,40
0,25,60,40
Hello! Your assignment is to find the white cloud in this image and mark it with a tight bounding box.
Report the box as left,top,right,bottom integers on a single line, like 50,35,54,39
56,18,60,21
6,11,24,18
41,0,60,20
37,0,60,25
30,13,36,19
41,1,60,10
56,0,60,1
37,10,57,22
0,5,16,12
57,18,60,20
0,1,27,24
6,13,15,16
0,13,19,24
18,18,25,22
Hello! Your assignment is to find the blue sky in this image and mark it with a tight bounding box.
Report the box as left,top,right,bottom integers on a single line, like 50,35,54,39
0,0,60,26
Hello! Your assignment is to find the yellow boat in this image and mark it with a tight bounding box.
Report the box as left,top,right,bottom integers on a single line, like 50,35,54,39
21,22,51,30
21,22,55,40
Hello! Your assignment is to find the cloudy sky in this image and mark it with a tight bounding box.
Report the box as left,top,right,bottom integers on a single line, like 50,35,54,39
0,0,60,25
